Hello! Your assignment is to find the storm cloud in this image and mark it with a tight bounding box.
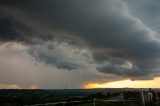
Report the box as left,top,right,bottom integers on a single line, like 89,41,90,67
0,0,160,88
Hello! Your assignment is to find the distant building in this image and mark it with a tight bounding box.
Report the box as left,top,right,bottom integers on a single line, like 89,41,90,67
123,88,160,104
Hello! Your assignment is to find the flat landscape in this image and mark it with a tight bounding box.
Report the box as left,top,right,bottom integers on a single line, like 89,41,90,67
0,88,160,106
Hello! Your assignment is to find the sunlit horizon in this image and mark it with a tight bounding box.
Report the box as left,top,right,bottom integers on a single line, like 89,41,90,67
84,77,160,89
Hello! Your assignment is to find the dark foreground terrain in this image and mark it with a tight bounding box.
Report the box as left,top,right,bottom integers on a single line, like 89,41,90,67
0,88,160,106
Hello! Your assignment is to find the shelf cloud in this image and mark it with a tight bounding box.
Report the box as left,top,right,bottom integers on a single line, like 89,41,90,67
0,0,160,88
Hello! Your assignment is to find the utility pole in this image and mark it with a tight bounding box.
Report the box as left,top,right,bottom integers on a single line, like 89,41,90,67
141,91,145,106
93,98,96,106
122,91,125,105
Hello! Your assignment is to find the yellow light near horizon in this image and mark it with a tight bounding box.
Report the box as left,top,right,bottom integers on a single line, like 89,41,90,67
85,77,160,89
30,85,38,89
0,83,21,89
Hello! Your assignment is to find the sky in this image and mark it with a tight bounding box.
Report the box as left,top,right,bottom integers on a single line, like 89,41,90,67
1,0,160,89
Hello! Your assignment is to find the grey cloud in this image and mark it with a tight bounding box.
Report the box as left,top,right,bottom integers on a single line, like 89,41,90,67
0,6,56,45
0,42,126,89
0,0,160,80
0,15,56,45
97,59,155,78
29,40,95,70
0,17,23,42
0,16,36,45
125,0,160,34
5,0,159,60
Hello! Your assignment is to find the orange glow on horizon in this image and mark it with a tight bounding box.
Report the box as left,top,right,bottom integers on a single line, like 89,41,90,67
29,85,38,89
84,77,160,89
0,83,21,89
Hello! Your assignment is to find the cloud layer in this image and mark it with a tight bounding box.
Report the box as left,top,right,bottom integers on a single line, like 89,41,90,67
0,0,160,88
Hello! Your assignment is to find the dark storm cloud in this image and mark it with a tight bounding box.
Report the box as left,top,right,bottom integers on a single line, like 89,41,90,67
0,6,55,44
97,58,160,78
0,17,21,42
1,0,160,80
2,0,158,60
0,15,56,45
125,0,160,34
0,15,34,44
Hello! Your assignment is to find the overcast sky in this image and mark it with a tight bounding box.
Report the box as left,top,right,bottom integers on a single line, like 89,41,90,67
0,0,160,89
